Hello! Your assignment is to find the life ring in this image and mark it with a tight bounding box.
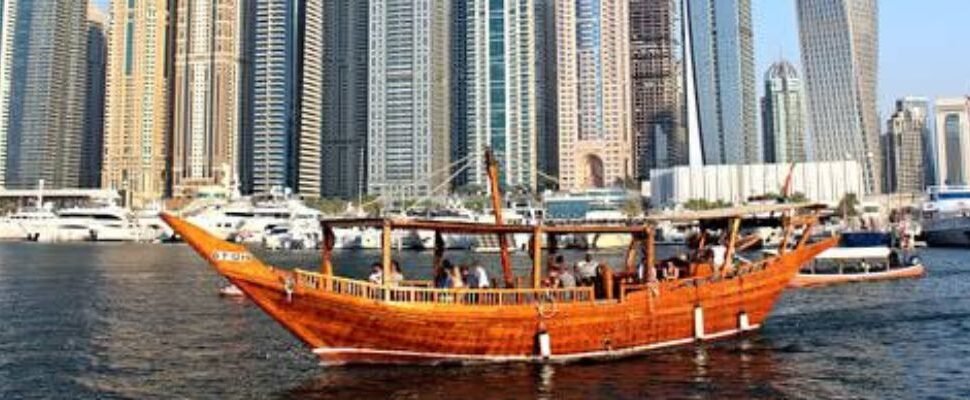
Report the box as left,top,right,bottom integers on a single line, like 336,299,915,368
536,292,558,319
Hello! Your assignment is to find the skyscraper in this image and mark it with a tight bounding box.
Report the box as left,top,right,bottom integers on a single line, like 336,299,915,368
555,0,632,189
82,5,107,189
933,97,970,186
462,0,539,190
883,97,929,194
103,0,170,207
797,0,880,193
630,0,685,177
368,0,451,199
686,0,758,165
322,0,369,199
450,0,468,189
244,0,323,196
4,0,88,189
171,0,250,197
760,60,806,164
0,0,17,188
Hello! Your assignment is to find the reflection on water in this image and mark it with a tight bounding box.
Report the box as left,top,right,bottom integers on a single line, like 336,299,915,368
0,243,968,398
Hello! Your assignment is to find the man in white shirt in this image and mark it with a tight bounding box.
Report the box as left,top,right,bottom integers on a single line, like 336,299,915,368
711,244,727,267
474,264,490,288
575,254,597,284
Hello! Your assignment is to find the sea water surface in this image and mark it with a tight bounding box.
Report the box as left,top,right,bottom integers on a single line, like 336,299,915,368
0,243,968,399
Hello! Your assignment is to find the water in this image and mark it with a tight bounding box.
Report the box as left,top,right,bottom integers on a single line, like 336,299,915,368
0,243,968,399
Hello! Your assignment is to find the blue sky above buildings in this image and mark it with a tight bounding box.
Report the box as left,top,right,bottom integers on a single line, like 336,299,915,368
93,0,968,114
756,0,970,115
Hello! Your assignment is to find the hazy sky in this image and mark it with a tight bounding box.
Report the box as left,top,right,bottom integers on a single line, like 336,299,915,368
93,0,969,115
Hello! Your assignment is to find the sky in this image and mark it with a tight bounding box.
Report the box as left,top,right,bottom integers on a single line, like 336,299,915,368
755,0,970,116
93,0,970,116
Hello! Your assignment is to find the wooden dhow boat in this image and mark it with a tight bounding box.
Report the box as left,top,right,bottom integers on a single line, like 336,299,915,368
163,153,837,365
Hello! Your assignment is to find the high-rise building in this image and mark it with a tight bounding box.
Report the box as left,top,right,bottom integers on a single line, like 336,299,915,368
103,0,170,207
883,97,929,194
244,0,323,196
462,0,539,190
631,0,684,177
934,97,970,186
686,0,758,165
537,0,557,190
898,96,935,185
367,0,451,199
4,0,88,189
554,0,632,189
797,0,880,193
761,60,806,164
171,0,250,197
81,5,107,189
322,0,368,199
450,0,468,190
0,0,17,188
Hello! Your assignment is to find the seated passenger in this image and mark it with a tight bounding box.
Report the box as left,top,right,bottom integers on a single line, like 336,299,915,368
388,260,404,286
449,264,465,288
435,260,454,288
559,267,577,288
462,265,478,288
664,261,680,280
368,262,383,285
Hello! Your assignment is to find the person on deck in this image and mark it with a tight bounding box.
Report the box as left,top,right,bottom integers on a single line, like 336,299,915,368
664,262,680,281
575,253,597,285
462,265,477,288
388,260,404,286
435,260,454,288
449,264,465,288
368,263,383,285
473,263,490,288
559,266,577,288
711,244,727,267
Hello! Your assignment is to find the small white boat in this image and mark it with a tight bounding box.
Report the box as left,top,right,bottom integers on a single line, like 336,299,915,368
790,246,925,287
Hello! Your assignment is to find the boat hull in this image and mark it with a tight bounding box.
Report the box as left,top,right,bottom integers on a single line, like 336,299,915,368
790,264,925,288
163,214,836,365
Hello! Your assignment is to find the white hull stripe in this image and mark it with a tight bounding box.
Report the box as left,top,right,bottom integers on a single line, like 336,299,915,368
312,324,761,363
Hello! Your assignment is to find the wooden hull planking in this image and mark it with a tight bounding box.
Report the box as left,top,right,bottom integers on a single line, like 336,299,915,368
163,214,837,365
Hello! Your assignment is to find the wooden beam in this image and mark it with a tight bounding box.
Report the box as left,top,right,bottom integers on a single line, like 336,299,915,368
485,149,514,287
722,218,741,276
624,236,640,274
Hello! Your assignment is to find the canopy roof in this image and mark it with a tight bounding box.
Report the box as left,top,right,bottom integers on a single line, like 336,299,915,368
319,203,822,234
643,202,823,222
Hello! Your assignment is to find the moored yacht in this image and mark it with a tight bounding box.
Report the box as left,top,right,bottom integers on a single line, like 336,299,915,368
0,207,58,240
920,186,970,247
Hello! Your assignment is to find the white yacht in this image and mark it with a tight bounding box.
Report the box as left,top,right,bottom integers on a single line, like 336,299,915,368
921,186,970,246
36,205,144,242
0,207,57,241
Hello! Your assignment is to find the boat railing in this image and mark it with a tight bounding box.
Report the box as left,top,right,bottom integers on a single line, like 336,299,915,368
293,269,595,306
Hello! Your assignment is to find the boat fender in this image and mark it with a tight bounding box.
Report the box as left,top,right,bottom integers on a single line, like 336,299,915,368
283,277,294,303
536,329,552,359
693,305,705,340
738,311,751,331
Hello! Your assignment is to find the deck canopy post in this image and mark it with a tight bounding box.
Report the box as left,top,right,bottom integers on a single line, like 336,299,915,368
321,225,335,276
531,225,542,288
645,226,656,273
381,221,392,297
433,231,445,274
722,217,742,275
778,215,794,254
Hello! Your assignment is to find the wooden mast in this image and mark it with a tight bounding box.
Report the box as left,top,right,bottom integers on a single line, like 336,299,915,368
485,149,515,287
